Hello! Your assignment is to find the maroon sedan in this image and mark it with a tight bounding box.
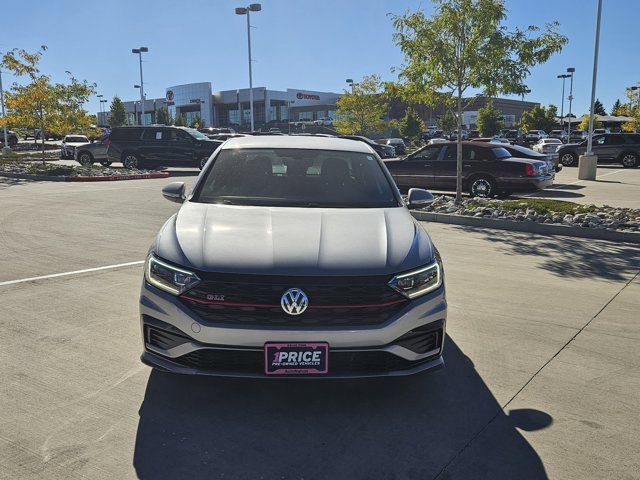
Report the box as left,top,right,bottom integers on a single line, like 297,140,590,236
384,141,553,197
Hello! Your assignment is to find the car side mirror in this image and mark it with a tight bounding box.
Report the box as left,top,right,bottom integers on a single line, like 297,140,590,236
162,182,186,203
407,188,435,208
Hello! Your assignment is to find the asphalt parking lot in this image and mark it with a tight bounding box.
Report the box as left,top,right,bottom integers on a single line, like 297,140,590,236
1,175,639,479
519,164,640,208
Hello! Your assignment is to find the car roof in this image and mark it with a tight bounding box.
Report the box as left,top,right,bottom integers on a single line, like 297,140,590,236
221,135,374,153
426,141,500,148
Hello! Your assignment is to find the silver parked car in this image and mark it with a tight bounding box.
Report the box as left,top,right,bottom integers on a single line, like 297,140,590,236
74,136,112,166
61,135,89,159
140,136,446,378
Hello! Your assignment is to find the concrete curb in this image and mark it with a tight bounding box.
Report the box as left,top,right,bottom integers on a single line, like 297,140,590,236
0,172,170,182
411,210,640,244
66,172,170,182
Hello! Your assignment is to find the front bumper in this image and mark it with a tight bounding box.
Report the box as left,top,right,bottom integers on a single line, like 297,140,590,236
139,280,447,378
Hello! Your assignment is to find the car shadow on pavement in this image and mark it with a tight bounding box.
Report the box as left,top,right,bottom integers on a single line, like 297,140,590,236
133,338,551,480
451,227,640,281
522,190,585,199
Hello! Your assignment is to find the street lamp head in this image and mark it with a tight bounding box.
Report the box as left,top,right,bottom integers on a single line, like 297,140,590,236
97,94,103,98
140,47,148,52
567,67,576,73
132,48,140,54
235,7,247,14
134,85,141,88
346,78,353,84
248,3,261,11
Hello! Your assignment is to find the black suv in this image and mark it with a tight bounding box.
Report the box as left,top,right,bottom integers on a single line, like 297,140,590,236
107,126,223,169
557,133,640,168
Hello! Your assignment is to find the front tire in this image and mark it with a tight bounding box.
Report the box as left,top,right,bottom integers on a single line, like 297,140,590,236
199,156,209,170
468,176,496,198
78,152,94,166
620,152,638,168
122,153,140,169
560,152,577,167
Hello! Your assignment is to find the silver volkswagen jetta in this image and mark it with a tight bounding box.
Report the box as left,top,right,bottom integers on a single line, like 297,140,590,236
140,135,447,378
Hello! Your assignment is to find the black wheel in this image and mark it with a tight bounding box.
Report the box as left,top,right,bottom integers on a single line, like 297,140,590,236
560,152,577,167
468,176,496,198
100,160,112,167
620,152,638,168
78,151,93,166
199,156,210,170
122,153,140,169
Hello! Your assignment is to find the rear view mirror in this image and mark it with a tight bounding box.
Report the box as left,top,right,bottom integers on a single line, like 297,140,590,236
407,188,435,208
162,182,186,203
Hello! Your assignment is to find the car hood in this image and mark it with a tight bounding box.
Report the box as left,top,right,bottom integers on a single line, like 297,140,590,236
560,142,584,149
154,202,434,276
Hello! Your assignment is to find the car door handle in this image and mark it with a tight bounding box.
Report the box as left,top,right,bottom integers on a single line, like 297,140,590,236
463,163,472,167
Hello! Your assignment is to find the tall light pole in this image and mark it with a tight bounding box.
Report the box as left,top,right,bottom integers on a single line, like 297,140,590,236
346,78,354,93
0,62,10,155
557,74,570,134
100,99,108,125
579,0,603,180
132,47,148,126
566,67,576,142
97,94,104,125
235,4,261,132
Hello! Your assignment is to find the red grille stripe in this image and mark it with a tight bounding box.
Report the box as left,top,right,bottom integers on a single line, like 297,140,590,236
180,295,407,309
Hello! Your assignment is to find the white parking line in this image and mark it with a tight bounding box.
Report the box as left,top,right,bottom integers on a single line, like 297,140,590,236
0,261,145,287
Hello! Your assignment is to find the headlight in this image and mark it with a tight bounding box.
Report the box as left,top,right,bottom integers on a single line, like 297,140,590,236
388,259,443,299
145,254,201,295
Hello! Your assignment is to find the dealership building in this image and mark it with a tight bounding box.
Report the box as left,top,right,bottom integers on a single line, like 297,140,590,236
98,81,540,133
109,82,342,130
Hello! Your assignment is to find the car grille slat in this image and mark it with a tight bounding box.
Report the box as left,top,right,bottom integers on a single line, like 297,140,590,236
169,349,438,376
179,273,408,328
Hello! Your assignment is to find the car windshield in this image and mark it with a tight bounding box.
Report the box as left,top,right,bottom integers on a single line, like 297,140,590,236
193,148,399,208
66,136,88,142
184,128,209,140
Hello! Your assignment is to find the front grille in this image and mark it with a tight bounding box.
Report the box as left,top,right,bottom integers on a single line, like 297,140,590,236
169,348,436,376
179,272,408,328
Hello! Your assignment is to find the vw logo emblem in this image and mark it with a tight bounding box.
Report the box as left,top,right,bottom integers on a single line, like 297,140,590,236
281,288,309,315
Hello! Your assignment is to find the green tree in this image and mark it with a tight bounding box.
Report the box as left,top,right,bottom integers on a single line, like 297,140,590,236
398,107,425,144
189,113,205,129
611,99,624,116
108,96,127,127
476,100,504,136
0,46,96,163
437,110,457,133
174,114,187,127
520,104,559,133
156,107,173,125
578,114,602,131
334,74,388,136
593,98,606,116
391,0,567,201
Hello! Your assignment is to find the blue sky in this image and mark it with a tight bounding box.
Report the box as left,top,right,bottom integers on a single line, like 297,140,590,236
2,0,638,116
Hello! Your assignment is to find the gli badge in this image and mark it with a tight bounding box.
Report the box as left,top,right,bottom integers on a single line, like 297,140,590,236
280,288,309,315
